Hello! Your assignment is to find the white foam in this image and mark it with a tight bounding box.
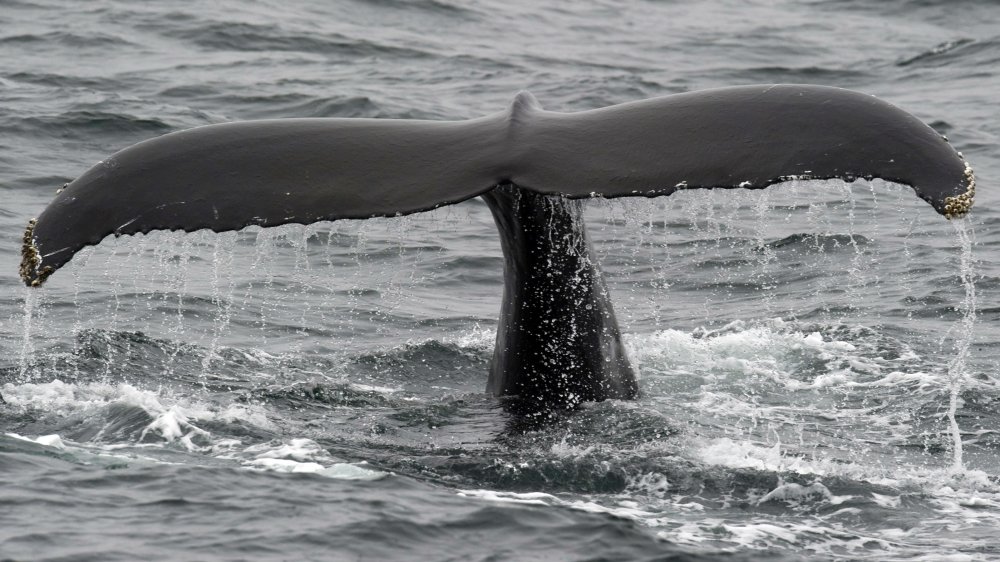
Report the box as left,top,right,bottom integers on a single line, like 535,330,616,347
250,458,327,473
1,379,136,411
3,381,216,452
628,320,889,392
249,438,330,462
457,489,555,506
757,480,853,506
907,555,978,562
626,472,672,497
870,492,900,508
2,380,273,443
626,319,950,401
459,488,658,521
694,437,807,473
34,434,66,449
243,438,386,480
5,432,66,450
317,462,385,480
563,499,656,520
849,370,944,391
214,404,274,429
549,434,597,458
139,406,210,450
209,439,244,456
451,324,496,351
721,522,799,545
247,457,385,480
349,383,401,394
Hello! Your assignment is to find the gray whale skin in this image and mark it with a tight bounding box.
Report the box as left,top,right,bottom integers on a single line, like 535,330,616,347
19,84,976,412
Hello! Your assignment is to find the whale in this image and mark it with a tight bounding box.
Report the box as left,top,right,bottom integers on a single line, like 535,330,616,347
18,84,975,412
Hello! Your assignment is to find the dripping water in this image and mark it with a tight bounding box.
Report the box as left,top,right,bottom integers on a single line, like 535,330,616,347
282,227,315,369
99,240,128,379
202,232,237,378
17,287,37,382
247,227,277,347
946,218,978,472
161,232,195,379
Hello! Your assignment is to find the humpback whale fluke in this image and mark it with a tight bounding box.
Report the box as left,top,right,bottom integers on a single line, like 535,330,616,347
19,84,976,410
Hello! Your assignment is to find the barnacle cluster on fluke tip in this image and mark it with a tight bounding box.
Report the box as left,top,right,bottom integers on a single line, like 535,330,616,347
944,161,976,219
20,218,54,287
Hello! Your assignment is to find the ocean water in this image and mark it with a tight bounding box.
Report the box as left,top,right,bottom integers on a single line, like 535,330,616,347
1,0,999,560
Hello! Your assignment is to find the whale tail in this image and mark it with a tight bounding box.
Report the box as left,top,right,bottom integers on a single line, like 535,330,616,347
19,85,975,410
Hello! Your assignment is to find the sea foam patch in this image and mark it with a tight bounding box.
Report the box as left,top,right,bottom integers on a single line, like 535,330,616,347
243,438,386,480
628,319,890,389
5,432,66,450
458,489,656,520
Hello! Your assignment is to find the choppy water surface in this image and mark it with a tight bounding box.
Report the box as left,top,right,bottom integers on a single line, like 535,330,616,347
1,1,999,560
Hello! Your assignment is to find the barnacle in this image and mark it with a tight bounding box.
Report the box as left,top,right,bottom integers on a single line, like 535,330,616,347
944,161,976,220
20,218,53,287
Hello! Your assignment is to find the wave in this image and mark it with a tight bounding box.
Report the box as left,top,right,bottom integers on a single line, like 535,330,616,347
0,31,134,48
162,21,432,60
896,38,993,67
9,110,173,139
720,65,871,84
4,71,108,89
